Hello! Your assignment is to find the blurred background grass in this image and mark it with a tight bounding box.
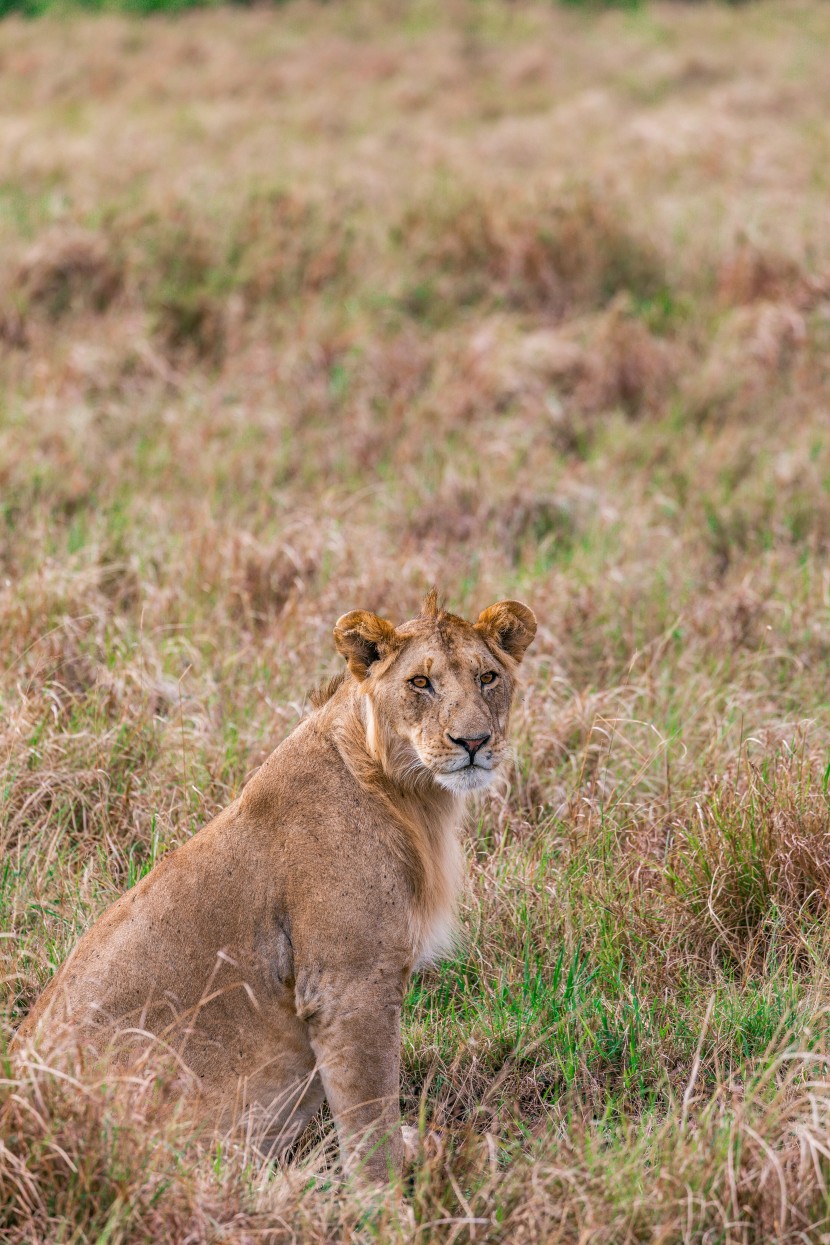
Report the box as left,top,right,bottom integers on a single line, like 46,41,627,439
0,0,753,17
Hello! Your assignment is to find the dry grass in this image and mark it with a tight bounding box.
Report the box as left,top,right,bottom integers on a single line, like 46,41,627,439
3,0,830,1238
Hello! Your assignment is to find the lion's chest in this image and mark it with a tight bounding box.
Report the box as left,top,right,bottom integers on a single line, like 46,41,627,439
413,821,465,970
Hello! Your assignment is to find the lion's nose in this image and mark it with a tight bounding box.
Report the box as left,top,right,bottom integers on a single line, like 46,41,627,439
449,733,491,759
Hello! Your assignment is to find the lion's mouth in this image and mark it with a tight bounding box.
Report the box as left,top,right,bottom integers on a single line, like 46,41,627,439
451,750,495,771
434,758,498,794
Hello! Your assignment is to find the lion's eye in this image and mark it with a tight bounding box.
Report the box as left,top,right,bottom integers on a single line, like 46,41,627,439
410,675,431,690
480,671,498,686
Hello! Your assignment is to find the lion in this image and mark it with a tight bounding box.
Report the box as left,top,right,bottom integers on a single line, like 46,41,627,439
16,592,536,1181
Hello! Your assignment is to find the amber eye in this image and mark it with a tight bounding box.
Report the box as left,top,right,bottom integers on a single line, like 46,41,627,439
480,671,497,686
410,675,431,690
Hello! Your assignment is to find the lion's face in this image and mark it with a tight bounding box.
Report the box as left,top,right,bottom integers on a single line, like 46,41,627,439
375,623,516,793
334,598,536,795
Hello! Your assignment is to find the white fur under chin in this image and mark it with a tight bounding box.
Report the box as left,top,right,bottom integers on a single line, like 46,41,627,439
434,765,496,794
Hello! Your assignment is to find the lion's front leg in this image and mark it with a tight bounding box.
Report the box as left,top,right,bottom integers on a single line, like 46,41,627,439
303,982,404,1183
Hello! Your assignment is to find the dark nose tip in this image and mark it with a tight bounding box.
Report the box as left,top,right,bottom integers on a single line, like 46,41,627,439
450,733,491,759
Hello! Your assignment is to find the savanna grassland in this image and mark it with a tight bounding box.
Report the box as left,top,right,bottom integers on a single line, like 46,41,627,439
2,1,830,1239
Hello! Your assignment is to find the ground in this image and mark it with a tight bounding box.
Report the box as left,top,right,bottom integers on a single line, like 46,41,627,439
2,1,830,1239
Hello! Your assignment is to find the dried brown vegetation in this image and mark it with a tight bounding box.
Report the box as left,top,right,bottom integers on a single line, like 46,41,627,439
3,0,830,1239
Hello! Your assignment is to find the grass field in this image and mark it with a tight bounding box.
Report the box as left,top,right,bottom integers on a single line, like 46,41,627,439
2,0,830,1239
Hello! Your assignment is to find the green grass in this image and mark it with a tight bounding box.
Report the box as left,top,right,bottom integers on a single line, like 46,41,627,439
0,0,234,15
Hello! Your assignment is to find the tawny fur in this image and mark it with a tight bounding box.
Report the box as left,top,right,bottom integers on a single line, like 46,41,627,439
16,594,536,1181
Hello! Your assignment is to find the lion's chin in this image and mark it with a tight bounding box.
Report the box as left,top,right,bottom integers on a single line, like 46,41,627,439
434,765,496,795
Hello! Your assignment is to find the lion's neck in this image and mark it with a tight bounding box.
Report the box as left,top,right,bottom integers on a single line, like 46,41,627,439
328,681,466,966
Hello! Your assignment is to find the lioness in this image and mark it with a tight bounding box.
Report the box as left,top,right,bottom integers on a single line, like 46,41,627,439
17,592,536,1180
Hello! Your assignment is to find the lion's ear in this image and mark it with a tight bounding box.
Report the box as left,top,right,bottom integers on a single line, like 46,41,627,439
475,600,537,663
333,610,400,680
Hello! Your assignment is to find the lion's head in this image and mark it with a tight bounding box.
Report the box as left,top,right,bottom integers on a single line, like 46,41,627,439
333,592,536,795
